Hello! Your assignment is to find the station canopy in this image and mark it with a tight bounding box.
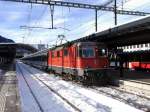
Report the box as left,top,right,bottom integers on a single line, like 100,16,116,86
72,16,150,47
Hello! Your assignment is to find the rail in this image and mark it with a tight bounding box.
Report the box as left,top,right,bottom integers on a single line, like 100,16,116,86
16,64,44,112
18,63,81,112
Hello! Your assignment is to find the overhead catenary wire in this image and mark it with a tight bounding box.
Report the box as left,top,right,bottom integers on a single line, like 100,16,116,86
16,0,150,45
25,3,33,42
65,0,115,33
33,6,48,27
66,0,149,35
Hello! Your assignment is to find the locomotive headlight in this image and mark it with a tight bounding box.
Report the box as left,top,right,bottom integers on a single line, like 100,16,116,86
102,49,106,54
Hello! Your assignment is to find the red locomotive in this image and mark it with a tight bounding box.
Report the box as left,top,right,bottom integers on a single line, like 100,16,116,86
22,42,110,85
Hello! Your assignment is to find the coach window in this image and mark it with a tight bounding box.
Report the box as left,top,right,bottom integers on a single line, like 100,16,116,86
64,49,68,56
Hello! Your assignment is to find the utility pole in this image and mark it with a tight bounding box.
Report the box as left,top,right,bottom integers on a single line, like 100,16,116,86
50,5,54,29
95,9,98,32
114,0,117,25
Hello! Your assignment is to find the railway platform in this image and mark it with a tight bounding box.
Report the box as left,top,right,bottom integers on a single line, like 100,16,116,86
108,69,150,83
108,68,150,80
0,63,20,112
121,70,150,82
107,69,150,99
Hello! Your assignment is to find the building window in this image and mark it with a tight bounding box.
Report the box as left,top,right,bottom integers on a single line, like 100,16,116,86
130,46,132,49
145,44,148,47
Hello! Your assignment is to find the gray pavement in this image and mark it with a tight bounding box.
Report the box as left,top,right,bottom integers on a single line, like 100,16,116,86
0,63,21,112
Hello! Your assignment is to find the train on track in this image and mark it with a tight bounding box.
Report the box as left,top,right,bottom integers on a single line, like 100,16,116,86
22,42,112,85
129,62,150,71
123,51,150,71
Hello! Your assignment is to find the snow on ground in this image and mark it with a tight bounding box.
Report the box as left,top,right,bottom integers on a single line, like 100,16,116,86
17,61,144,112
94,87,150,111
16,65,41,112
16,63,77,112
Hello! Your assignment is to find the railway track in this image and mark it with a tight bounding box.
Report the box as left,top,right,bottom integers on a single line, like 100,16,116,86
92,86,150,112
16,64,44,112
17,63,81,112
19,62,150,112
111,86,150,101
59,74,150,111
48,73,150,112
71,79,150,112
70,80,150,112
56,72,150,111
118,80,150,98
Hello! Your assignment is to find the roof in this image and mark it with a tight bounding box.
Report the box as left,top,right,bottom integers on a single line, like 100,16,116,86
0,43,38,52
71,15,150,47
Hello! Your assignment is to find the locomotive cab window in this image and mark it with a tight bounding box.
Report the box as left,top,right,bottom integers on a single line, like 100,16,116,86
82,47,95,58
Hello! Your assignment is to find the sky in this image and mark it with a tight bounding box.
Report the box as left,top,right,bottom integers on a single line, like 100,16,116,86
0,0,150,46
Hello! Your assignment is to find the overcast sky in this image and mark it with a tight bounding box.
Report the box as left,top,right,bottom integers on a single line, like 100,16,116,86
0,0,150,45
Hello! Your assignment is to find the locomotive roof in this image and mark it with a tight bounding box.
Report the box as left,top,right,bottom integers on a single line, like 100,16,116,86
49,42,104,51
22,42,104,59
